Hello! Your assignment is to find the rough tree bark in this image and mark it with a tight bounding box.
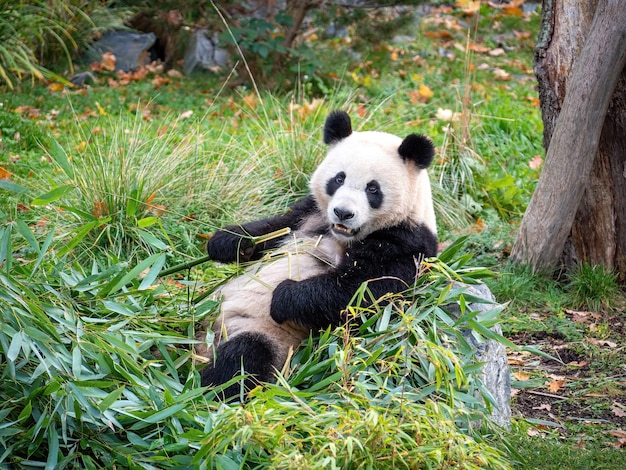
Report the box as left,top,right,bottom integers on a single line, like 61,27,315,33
510,0,626,281
284,0,323,49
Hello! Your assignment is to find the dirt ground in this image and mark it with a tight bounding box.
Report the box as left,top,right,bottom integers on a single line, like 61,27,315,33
508,311,626,447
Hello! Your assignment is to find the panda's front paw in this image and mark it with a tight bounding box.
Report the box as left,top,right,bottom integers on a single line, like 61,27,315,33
207,228,254,263
270,279,297,324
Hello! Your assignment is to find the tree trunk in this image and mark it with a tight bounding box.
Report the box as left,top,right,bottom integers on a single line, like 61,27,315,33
510,0,626,281
284,0,322,49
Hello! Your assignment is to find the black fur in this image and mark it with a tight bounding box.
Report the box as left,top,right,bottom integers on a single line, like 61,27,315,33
365,180,383,209
326,171,345,196
269,220,437,329
207,195,318,263
200,332,277,401
323,111,352,145
398,134,435,169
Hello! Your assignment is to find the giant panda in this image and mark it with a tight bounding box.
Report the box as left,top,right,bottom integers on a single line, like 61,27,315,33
198,110,438,399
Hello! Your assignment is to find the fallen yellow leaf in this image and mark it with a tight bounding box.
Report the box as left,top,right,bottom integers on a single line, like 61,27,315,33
513,371,530,381
242,93,259,110
95,102,107,116
547,379,564,393
456,0,481,15
0,166,13,180
419,83,434,100
528,154,543,170
48,82,65,92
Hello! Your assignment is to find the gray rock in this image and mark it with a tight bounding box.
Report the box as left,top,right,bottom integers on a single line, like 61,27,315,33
85,31,156,72
446,283,512,429
183,29,230,75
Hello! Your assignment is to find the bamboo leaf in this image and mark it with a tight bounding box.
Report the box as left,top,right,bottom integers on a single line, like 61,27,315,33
7,331,23,362
0,180,28,194
15,220,39,254
137,229,169,250
101,252,164,296
45,426,59,470
72,346,82,379
467,318,516,348
376,304,392,332
135,403,186,426
49,139,74,178
138,253,166,290
97,387,126,413
30,228,55,278
58,218,111,257
17,401,32,422
437,235,468,263
31,184,75,206
137,216,158,228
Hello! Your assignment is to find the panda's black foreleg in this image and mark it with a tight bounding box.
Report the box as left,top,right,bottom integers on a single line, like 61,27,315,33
200,332,277,401
207,195,318,263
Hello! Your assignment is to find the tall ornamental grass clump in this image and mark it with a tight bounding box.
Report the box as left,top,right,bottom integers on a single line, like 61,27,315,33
0,0,102,89
0,220,513,468
35,109,217,261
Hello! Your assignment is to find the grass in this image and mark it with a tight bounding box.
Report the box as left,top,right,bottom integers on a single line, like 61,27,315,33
568,263,622,312
508,420,626,470
1,2,625,468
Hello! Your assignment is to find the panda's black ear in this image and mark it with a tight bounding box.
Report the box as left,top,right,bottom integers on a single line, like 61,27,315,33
324,111,352,145
398,134,435,169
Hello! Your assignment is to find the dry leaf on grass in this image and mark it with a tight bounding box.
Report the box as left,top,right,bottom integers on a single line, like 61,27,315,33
611,403,626,418
513,371,530,381
587,338,618,348
0,167,13,180
547,379,564,393
528,154,543,170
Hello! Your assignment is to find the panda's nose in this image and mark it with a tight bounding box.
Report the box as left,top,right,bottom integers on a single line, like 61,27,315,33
334,207,354,221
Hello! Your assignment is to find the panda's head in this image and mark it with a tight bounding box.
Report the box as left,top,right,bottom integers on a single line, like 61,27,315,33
310,111,437,244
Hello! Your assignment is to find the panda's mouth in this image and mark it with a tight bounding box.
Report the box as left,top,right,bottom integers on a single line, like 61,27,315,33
332,223,359,238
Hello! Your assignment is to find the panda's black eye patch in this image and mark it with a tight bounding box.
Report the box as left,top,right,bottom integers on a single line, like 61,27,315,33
366,180,383,209
326,171,346,196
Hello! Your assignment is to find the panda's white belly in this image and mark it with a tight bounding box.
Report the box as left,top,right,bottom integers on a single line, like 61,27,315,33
203,234,343,366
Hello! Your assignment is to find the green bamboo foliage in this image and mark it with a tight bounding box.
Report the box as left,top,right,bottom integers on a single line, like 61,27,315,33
1,221,511,468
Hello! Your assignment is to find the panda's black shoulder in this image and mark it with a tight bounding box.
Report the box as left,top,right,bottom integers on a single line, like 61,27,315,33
288,194,319,216
287,194,328,235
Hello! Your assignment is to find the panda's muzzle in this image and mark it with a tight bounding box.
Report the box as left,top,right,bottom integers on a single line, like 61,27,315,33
329,206,361,238
331,207,358,237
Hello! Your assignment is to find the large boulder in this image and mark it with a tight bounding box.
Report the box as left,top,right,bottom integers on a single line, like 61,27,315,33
447,283,512,429
84,31,156,71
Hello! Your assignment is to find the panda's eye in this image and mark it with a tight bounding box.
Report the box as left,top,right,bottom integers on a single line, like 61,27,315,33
365,180,383,208
366,183,379,194
335,174,345,185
